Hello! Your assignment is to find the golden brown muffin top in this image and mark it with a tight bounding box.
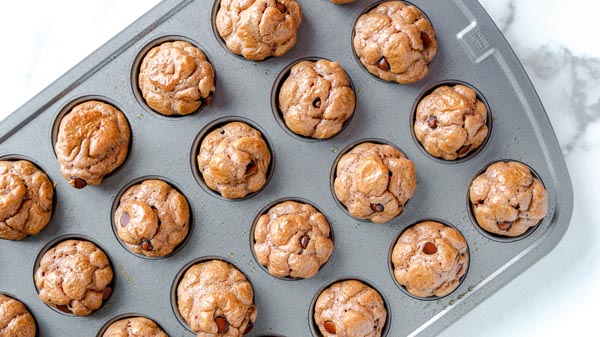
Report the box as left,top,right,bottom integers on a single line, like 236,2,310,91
198,122,271,199
216,0,302,61
391,221,469,297
114,179,190,257
34,239,114,316
0,160,53,241
139,40,215,116
55,100,130,188
177,260,257,337
314,280,387,337
414,85,489,160
254,200,334,279
334,142,416,223
0,294,37,337
278,60,355,139
353,1,437,83
470,161,548,237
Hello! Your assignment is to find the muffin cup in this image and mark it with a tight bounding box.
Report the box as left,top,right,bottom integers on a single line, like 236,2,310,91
130,35,217,119
351,0,437,84
96,313,168,337
388,218,471,300
249,197,335,280
0,154,57,241
0,291,40,337
170,256,256,334
271,56,357,142
329,138,413,224
51,95,133,185
33,234,116,317
410,80,493,163
110,175,194,259
467,160,547,243
309,277,391,337
190,116,276,201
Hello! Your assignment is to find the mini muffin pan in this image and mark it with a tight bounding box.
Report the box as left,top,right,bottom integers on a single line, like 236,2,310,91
0,0,573,336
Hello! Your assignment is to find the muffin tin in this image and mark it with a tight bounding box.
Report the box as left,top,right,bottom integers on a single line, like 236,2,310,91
0,0,574,336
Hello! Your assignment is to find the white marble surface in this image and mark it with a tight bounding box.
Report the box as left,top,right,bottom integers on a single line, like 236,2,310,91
0,0,599,336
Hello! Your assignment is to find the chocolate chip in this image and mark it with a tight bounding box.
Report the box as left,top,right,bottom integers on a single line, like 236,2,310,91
70,177,87,189
276,1,287,12
457,145,471,157
204,93,214,106
427,115,438,129
421,31,433,49
56,305,71,314
246,161,257,175
220,129,225,134
497,221,513,231
324,320,336,334
370,203,384,212
388,170,393,177
141,239,153,251
423,242,437,255
313,98,321,108
378,57,390,71
243,321,254,335
215,316,229,333
102,287,113,300
374,319,380,328
300,235,310,249
120,212,129,227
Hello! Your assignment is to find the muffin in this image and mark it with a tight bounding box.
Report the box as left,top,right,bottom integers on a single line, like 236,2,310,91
353,1,437,84
198,122,271,199
314,280,386,337
469,161,548,237
278,60,355,139
0,160,53,240
391,221,469,298
0,294,36,337
333,142,416,223
215,0,302,61
114,179,190,258
102,317,168,337
55,100,130,189
414,85,488,160
34,239,114,316
253,200,334,279
177,260,257,337
139,40,215,116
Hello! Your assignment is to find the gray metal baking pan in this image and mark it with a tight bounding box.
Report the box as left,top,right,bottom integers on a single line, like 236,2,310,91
0,0,574,336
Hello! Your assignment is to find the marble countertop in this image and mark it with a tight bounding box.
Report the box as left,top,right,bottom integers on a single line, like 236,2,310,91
1,1,598,336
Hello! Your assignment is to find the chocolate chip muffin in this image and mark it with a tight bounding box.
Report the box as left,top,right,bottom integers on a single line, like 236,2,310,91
469,161,548,237
353,1,437,84
314,280,386,337
254,200,334,279
278,60,355,139
215,0,302,61
34,239,114,316
0,160,53,240
55,100,131,189
391,221,469,298
333,142,416,223
102,316,168,337
177,260,257,337
198,122,271,199
414,85,488,160
139,40,215,116
114,179,190,258
0,294,36,337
